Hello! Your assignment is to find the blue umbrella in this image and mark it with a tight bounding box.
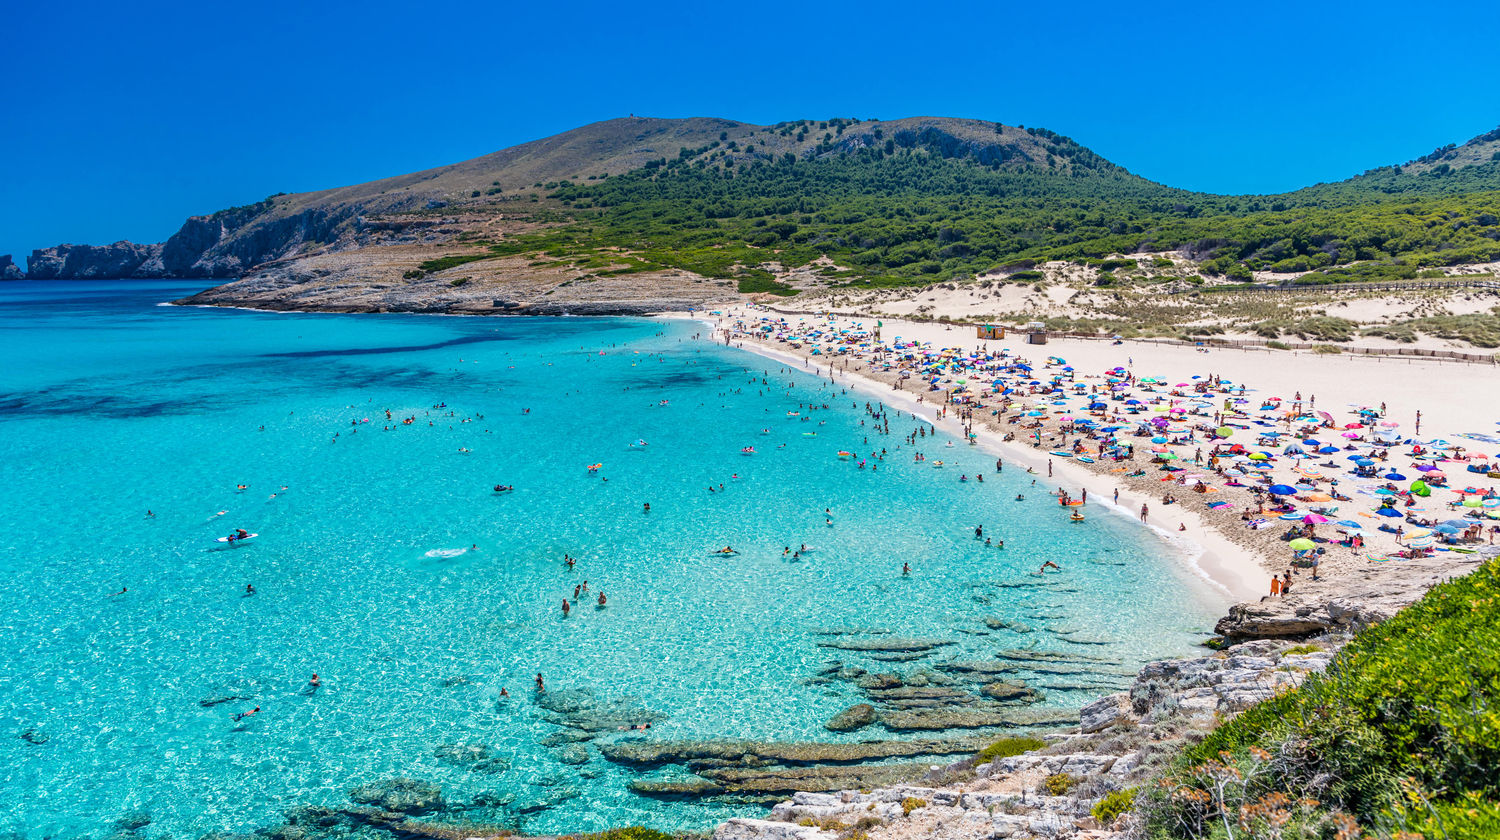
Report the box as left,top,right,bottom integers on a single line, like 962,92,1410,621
1269,484,1298,495
1334,520,1364,529
1354,458,1374,467
1376,507,1403,517
1434,524,1462,534
1318,446,1339,454
1384,472,1406,480
1442,518,1475,529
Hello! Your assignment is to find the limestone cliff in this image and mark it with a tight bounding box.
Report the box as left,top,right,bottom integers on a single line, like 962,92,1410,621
0,254,24,280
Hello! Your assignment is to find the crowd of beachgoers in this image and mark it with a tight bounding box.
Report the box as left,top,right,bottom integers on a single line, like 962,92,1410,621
711,307,1500,602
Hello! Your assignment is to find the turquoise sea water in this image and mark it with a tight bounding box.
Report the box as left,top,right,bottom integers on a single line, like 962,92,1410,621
0,281,1225,838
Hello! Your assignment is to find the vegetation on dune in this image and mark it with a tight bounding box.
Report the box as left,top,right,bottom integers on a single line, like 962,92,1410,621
1142,559,1500,839
1361,308,1500,347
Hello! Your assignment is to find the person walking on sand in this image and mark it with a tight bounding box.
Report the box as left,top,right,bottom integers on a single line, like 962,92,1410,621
1140,502,1149,523
1270,576,1281,597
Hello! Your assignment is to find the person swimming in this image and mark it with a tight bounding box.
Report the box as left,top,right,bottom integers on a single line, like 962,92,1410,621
1039,560,1061,573
232,706,260,723
597,592,607,607
244,583,255,596
902,562,910,575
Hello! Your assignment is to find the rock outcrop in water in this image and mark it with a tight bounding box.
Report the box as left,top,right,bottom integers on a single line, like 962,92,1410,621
0,254,23,280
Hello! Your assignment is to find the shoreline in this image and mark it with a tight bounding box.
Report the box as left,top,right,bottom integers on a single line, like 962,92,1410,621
698,306,1500,635
688,315,1263,604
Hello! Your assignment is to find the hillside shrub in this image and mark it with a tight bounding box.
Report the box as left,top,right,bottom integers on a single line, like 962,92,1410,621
1091,787,1136,824
975,736,1046,764
1045,773,1078,796
1144,559,1500,838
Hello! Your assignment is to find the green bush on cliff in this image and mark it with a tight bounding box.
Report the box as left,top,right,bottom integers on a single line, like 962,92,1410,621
567,828,677,840
1091,787,1137,825
1145,559,1500,839
975,735,1046,764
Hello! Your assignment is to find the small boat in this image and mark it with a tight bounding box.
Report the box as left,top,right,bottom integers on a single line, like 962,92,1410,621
215,533,259,544
1076,456,1096,464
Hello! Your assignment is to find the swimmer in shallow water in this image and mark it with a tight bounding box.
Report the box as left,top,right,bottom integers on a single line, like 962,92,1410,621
232,706,260,723
1038,560,1061,573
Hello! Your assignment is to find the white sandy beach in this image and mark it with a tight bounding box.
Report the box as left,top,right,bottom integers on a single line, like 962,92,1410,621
685,307,1500,614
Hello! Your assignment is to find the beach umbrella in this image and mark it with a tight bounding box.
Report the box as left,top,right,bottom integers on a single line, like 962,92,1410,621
1484,498,1500,508
1303,514,1330,524
1354,458,1374,466
1342,432,1362,439
1269,484,1298,495
1434,524,1463,535
1318,446,1339,454
1303,492,1333,502
1248,452,1269,461
1407,536,1435,549
1280,512,1306,521
1376,507,1403,517
1414,463,1438,472
1335,520,1364,530
1288,538,1316,551
1462,497,1483,508
1384,472,1406,481
1441,518,1474,529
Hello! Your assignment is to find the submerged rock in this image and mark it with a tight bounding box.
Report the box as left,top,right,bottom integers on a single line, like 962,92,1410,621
824,704,877,732
698,762,926,795
629,777,727,797
556,744,591,765
979,681,1041,703
599,735,995,768
19,728,49,745
114,812,152,831
348,778,444,814
881,706,1077,731
434,743,511,774
818,637,955,653
536,687,659,732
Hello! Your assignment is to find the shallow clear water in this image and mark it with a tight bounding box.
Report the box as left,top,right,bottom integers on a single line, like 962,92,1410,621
0,281,1225,837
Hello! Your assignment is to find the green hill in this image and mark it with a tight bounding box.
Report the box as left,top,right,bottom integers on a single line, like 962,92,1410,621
509,121,1500,291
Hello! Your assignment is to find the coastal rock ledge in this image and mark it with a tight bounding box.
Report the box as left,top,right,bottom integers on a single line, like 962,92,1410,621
0,254,23,280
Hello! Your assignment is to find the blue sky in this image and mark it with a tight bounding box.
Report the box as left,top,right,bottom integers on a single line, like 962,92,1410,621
2,0,1498,263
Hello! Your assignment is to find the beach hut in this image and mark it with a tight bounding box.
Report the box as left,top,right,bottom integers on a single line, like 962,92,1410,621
1023,321,1048,345
976,325,1006,340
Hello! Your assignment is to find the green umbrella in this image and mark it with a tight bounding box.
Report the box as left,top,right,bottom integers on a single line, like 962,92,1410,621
1288,538,1315,551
